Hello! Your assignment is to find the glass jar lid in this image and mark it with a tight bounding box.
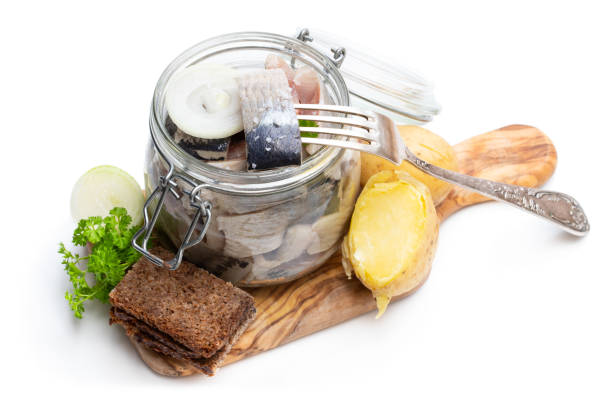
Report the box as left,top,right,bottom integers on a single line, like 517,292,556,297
295,28,440,124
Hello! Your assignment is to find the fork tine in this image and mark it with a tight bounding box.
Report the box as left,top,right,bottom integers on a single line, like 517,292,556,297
296,114,375,130
294,103,372,119
300,137,380,155
300,126,376,142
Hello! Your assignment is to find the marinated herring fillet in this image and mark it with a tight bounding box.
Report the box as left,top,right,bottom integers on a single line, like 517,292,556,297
109,247,256,375
251,224,319,275
165,117,231,160
266,55,322,157
238,69,302,170
207,132,247,171
264,54,322,107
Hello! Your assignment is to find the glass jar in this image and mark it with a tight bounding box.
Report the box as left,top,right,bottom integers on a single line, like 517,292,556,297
295,28,441,125
136,32,361,286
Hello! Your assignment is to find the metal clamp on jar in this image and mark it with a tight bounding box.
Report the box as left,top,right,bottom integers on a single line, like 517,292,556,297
132,29,439,286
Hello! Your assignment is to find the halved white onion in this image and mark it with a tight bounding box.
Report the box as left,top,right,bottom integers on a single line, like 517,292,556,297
70,165,145,226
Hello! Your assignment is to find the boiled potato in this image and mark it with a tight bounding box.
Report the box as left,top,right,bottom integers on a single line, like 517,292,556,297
342,170,439,317
360,125,458,205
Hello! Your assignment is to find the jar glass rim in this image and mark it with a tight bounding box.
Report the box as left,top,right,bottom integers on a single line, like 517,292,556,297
149,31,351,194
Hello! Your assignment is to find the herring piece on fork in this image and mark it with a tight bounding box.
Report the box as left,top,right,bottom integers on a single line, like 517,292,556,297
238,69,302,171
296,103,590,236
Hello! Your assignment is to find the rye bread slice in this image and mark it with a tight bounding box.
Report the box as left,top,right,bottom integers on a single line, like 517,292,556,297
110,306,254,376
109,247,255,370
110,307,202,359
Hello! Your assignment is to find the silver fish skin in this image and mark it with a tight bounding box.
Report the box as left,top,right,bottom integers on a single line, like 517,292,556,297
238,69,302,171
165,116,231,160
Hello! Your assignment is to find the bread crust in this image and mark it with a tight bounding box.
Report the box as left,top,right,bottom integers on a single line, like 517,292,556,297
111,306,255,376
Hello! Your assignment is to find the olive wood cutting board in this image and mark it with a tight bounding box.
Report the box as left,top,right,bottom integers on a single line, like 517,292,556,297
129,124,558,376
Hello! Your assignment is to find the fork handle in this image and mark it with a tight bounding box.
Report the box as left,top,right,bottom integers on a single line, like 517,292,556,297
404,149,590,236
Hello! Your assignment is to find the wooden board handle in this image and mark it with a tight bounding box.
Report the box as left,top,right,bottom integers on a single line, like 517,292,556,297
130,124,557,376
437,124,557,220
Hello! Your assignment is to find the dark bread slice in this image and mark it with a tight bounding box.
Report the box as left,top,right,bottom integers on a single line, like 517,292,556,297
110,307,202,359
111,306,254,376
110,247,254,357
109,247,256,372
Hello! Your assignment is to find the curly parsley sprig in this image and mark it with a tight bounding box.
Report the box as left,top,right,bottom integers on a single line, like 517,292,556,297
59,207,142,318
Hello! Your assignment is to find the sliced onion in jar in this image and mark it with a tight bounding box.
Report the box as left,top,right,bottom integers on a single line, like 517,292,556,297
165,64,243,139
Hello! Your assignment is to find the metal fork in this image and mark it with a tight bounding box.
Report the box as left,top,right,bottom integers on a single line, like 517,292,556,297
296,104,589,236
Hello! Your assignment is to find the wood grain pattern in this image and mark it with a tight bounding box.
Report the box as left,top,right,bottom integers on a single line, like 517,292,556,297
131,124,557,376
436,125,557,220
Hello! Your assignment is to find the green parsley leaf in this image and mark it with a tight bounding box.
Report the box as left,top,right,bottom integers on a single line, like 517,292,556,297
72,216,105,246
59,207,144,319
299,119,318,138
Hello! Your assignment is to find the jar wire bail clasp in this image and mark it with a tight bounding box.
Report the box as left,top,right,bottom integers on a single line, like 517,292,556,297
132,137,213,270
295,28,346,68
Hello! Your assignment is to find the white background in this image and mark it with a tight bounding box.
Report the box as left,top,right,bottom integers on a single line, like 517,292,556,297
2,0,610,406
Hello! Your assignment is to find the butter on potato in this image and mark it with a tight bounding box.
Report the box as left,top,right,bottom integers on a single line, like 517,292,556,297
360,125,458,205
342,170,439,317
